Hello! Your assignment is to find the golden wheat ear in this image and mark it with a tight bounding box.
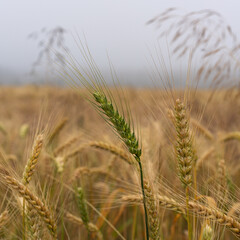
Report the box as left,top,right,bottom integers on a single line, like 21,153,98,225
143,180,160,240
1,174,57,239
22,133,44,185
174,98,196,240
174,99,194,188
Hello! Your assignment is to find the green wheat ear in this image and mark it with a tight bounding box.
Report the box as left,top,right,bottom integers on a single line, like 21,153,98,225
93,91,141,159
93,90,149,240
76,187,89,226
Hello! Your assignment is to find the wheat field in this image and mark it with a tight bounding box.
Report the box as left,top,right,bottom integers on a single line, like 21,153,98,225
0,84,239,240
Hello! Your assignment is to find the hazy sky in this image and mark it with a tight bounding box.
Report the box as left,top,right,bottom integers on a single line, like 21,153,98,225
0,0,240,83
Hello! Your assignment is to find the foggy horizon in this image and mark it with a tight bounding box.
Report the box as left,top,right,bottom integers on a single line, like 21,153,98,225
1,0,240,86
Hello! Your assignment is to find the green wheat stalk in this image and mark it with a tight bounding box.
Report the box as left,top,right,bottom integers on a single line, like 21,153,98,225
93,91,149,240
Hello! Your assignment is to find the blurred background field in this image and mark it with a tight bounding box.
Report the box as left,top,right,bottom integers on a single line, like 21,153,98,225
0,86,240,239
1,1,240,239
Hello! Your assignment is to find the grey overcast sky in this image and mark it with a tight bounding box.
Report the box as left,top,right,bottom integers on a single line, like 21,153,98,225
0,0,240,83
